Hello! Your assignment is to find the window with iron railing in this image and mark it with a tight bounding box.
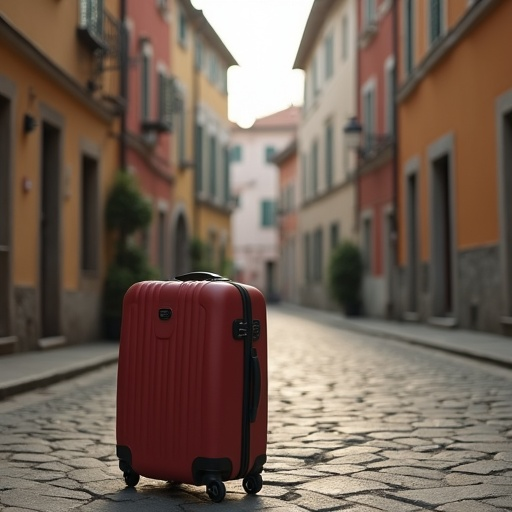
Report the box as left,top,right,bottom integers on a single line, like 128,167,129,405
79,0,104,41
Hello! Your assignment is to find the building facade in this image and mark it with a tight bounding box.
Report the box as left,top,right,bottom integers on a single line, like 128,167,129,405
124,0,173,279
293,0,358,310
169,0,237,277
396,0,512,334
355,0,396,318
0,0,122,352
230,106,299,298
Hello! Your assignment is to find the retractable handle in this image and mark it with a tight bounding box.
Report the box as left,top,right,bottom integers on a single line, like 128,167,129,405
175,271,229,282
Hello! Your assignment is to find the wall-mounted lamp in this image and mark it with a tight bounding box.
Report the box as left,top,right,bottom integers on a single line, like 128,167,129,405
343,116,363,152
23,113,38,134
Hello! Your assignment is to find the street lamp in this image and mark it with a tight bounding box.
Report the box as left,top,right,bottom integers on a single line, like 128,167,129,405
343,116,363,152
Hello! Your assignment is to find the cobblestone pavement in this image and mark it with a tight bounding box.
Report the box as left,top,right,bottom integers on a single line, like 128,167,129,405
1,306,512,511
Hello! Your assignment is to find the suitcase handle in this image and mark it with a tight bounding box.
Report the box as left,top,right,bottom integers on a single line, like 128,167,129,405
174,271,228,281
250,348,261,423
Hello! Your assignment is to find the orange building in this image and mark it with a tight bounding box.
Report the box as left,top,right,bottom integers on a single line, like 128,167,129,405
0,1,122,351
273,139,298,303
396,0,512,334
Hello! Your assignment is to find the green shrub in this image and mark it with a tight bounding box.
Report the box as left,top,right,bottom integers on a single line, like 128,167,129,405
328,241,363,315
103,171,156,339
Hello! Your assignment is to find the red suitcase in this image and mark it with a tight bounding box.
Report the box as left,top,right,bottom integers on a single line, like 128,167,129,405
116,272,267,502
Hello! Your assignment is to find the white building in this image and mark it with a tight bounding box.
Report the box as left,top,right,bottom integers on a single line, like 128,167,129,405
230,107,300,299
293,0,358,310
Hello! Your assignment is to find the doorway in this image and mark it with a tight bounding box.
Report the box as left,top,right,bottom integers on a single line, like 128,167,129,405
0,95,11,337
501,109,512,316
406,172,419,314
40,121,62,338
431,154,454,317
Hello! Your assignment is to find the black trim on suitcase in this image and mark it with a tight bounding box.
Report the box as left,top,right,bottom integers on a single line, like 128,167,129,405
192,457,233,485
231,282,254,479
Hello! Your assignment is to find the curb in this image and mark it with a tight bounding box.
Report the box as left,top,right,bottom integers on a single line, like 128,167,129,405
0,354,119,401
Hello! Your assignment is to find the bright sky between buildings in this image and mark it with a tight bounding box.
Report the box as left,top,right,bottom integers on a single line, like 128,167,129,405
191,0,314,128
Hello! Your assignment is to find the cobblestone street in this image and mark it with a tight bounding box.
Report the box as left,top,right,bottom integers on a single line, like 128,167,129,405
1,305,512,511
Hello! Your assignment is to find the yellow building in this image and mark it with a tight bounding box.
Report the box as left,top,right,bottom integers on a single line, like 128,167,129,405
169,0,237,277
0,0,123,352
396,0,512,334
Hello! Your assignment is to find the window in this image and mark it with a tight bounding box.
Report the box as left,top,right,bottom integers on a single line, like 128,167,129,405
178,8,187,46
195,123,203,193
362,216,373,273
195,37,203,70
79,0,104,38
209,135,217,199
301,154,308,200
158,72,174,130
304,233,311,282
230,145,242,162
311,141,318,195
261,200,276,227
330,222,339,251
265,146,276,163
141,42,152,121
341,15,349,61
223,146,230,205
404,0,414,75
429,0,443,45
313,227,323,282
324,32,334,80
158,210,166,277
362,80,376,149
312,55,319,97
363,0,377,28
325,121,334,188
385,57,395,136
81,155,99,273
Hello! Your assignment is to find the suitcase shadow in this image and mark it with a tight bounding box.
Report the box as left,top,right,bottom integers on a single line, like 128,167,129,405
113,479,267,508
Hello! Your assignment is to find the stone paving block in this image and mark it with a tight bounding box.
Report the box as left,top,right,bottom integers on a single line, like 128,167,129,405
380,466,445,480
392,484,512,506
452,460,511,474
326,453,384,465
354,470,441,489
435,499,504,511
285,489,348,510
494,451,512,461
0,489,86,511
312,463,365,475
346,493,424,511
368,459,455,470
298,475,389,496
431,449,486,461
484,496,512,508
68,467,117,483
447,443,512,453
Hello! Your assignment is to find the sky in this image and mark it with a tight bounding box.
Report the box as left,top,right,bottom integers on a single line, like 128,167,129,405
191,0,314,128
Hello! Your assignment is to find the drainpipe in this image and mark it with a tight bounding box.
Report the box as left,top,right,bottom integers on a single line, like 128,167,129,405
391,0,399,316
119,0,127,172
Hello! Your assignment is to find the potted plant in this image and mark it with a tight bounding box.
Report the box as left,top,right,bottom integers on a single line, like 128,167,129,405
328,240,363,316
103,172,156,339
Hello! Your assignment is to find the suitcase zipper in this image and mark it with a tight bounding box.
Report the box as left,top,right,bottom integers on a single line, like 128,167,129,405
231,282,254,479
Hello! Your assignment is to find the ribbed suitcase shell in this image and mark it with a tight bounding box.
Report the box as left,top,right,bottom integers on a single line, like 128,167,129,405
116,279,267,487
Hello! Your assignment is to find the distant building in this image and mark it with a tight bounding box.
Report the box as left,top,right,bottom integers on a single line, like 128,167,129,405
354,0,396,318
0,0,123,352
273,139,299,303
293,0,358,310
169,0,237,277
396,0,512,334
230,106,300,298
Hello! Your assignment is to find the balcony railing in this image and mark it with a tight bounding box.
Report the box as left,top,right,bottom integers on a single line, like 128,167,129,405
77,0,122,68
359,133,394,161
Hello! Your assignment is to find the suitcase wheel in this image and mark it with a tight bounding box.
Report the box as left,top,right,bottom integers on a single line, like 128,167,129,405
243,473,263,495
123,471,140,488
206,479,226,503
